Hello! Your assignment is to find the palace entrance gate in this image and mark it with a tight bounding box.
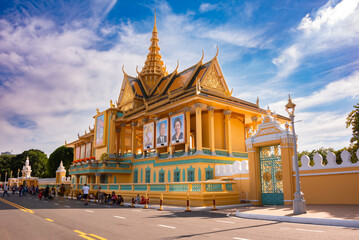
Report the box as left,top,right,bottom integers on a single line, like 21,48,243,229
259,145,283,205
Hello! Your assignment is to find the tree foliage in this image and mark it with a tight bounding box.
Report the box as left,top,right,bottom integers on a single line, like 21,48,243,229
47,146,74,177
0,149,48,180
0,154,16,181
346,103,359,147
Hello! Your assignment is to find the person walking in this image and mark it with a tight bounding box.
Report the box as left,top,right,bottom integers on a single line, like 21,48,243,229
2,184,10,197
82,184,90,206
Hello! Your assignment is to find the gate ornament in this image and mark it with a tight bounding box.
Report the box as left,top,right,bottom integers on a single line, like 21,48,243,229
263,172,271,182
275,171,283,181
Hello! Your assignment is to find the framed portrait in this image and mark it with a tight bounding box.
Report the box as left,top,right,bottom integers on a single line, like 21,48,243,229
95,113,105,147
86,142,92,158
80,144,85,159
156,118,168,148
75,146,80,160
143,122,155,150
170,113,185,145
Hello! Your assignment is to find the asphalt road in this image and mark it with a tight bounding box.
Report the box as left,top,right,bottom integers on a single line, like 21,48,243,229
0,194,357,240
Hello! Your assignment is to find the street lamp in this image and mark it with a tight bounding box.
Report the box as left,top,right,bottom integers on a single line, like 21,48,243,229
285,94,306,214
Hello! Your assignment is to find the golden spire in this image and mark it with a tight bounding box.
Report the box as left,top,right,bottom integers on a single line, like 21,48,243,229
139,11,167,92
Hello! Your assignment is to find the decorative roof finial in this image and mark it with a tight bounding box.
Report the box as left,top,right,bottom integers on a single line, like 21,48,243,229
139,11,167,92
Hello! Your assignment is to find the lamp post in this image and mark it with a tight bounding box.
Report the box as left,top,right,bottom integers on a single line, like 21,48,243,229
285,95,306,214
17,169,20,187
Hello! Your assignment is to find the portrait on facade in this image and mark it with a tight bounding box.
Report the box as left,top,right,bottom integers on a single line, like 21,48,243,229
143,122,154,150
75,146,80,160
156,118,168,148
95,114,105,146
80,144,86,159
86,142,92,158
170,113,185,145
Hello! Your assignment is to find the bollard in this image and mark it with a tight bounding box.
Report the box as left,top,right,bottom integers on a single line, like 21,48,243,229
144,193,149,209
185,194,191,212
131,196,135,208
158,193,163,211
211,195,217,211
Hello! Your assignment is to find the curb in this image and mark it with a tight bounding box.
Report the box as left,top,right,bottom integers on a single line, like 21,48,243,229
235,211,359,228
121,203,253,211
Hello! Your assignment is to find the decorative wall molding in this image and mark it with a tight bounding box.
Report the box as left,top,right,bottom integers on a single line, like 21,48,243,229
215,160,249,176
296,150,359,171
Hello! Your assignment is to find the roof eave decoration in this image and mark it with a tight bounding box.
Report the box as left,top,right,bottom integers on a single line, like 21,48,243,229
199,48,232,97
183,51,204,90
157,60,180,96
117,72,135,112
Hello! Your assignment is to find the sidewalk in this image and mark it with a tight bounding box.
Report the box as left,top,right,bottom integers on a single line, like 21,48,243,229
234,204,359,228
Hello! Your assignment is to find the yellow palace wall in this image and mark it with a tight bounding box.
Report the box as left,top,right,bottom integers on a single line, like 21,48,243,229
296,166,359,204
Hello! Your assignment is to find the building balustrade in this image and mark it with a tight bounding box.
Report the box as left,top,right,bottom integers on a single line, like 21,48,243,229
70,180,235,194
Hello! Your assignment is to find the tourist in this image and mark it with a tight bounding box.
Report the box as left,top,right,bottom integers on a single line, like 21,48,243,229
12,186,16,195
38,189,43,200
35,185,39,197
110,191,117,205
116,195,124,206
82,183,90,205
2,184,10,197
18,185,23,197
135,194,140,204
44,185,50,200
59,184,65,199
97,186,104,204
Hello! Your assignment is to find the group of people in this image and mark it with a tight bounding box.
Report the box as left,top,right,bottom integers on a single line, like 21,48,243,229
2,184,35,197
78,184,125,206
1,183,66,200
78,184,149,206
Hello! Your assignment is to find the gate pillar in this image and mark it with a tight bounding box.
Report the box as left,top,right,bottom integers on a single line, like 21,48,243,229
246,111,295,205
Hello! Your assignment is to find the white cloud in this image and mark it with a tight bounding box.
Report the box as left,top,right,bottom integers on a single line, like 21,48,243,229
199,3,218,13
268,70,359,115
272,0,359,80
265,71,359,151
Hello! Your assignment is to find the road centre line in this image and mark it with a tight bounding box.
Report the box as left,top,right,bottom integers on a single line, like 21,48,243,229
216,220,235,224
296,228,324,233
45,218,54,222
0,198,34,213
158,224,176,229
132,209,141,212
54,203,60,205
233,237,250,240
73,230,107,240
65,205,71,208
86,210,94,213
114,216,126,219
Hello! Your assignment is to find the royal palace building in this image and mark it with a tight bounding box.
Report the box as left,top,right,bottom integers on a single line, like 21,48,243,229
66,15,295,206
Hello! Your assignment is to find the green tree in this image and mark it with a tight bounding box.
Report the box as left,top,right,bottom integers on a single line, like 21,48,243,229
0,154,15,181
346,103,359,147
11,149,48,178
47,146,74,177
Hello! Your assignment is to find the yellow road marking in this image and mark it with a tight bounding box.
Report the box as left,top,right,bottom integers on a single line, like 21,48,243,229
0,198,34,213
88,234,107,240
46,218,54,222
73,230,107,240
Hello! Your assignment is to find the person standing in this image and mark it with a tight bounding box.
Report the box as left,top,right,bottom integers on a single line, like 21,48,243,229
2,184,10,197
59,184,65,199
82,183,90,206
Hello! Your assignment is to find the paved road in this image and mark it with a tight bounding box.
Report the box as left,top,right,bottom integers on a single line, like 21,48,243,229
0,195,357,240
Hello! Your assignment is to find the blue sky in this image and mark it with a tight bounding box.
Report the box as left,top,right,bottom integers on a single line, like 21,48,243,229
0,0,358,156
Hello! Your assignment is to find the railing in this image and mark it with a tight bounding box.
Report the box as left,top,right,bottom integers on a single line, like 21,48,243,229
71,181,235,194
215,149,228,156
206,183,222,192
